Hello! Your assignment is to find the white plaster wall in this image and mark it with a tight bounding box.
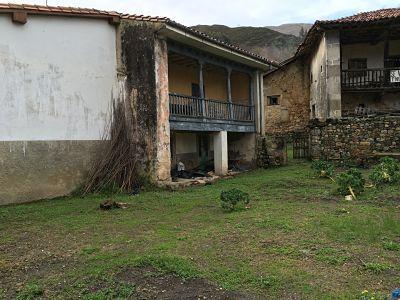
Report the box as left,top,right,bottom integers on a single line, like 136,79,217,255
0,15,117,141
342,42,384,69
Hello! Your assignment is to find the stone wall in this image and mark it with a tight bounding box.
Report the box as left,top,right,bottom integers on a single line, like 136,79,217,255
263,57,310,135
121,21,171,182
310,116,400,160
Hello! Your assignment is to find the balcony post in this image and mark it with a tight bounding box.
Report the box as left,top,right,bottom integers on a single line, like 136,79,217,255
249,73,255,122
226,67,233,119
198,60,206,117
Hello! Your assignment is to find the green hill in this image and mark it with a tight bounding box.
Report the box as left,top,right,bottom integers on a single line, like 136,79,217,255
191,24,305,63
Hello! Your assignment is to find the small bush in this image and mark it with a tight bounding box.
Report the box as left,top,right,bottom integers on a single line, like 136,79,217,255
311,160,334,178
362,262,392,274
336,168,365,196
16,283,43,300
369,157,400,186
383,241,400,251
360,290,390,300
220,188,250,212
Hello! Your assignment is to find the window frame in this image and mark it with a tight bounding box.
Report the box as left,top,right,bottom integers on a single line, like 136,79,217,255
267,95,280,106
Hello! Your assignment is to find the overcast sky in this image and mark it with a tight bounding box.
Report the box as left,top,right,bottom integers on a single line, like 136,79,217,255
10,0,400,26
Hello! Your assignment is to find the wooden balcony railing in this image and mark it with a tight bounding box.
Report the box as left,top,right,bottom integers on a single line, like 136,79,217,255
342,68,400,89
169,93,255,122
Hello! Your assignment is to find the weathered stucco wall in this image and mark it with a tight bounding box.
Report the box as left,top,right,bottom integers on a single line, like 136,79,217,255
325,30,341,119
342,92,400,114
204,66,228,101
231,71,250,105
263,58,310,135
228,133,256,166
121,21,171,182
171,132,199,170
168,60,249,104
310,34,327,120
342,42,385,70
342,39,400,70
0,15,118,205
0,15,117,141
168,62,198,96
309,30,341,120
310,116,400,160
0,141,104,205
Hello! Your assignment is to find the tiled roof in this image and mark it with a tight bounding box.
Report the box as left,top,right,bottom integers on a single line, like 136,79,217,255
0,3,278,67
0,3,120,16
122,14,279,66
318,8,400,25
295,8,400,58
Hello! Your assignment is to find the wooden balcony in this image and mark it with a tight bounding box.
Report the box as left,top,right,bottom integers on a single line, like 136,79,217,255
169,93,256,133
342,68,400,90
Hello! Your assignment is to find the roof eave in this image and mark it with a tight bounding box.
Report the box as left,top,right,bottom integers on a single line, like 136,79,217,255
159,24,275,71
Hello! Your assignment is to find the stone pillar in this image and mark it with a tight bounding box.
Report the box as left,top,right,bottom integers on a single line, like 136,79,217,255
252,71,264,135
213,131,228,176
154,37,171,181
326,30,342,119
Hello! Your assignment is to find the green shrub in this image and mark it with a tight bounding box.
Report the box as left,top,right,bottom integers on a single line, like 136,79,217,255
220,188,250,212
383,241,400,251
336,168,365,196
16,283,43,300
311,160,334,178
362,262,392,274
360,290,390,300
369,157,400,186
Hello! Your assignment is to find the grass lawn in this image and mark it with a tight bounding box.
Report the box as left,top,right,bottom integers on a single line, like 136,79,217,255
0,162,399,299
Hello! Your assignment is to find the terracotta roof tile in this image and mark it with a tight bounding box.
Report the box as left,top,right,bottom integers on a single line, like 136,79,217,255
319,8,400,25
295,8,400,58
0,2,277,67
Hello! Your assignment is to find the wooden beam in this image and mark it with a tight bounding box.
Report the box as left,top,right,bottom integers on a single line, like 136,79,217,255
108,16,121,25
168,42,253,75
12,12,27,24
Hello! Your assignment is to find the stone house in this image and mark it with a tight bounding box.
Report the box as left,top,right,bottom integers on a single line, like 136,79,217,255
0,4,276,205
264,9,400,160
263,56,310,135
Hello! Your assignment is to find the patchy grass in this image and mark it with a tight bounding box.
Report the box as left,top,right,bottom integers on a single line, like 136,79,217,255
0,162,399,299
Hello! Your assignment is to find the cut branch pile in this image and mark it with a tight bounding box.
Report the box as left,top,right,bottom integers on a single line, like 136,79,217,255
82,99,139,196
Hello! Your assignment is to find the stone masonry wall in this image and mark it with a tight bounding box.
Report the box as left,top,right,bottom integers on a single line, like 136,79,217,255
263,57,310,135
121,21,171,182
310,116,400,160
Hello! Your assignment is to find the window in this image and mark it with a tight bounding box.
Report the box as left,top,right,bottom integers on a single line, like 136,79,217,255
267,95,280,106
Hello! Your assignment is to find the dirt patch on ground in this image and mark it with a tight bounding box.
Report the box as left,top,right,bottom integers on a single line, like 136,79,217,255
116,267,259,300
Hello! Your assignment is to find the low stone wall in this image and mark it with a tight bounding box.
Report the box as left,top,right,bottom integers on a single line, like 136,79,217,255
256,135,287,167
310,116,400,161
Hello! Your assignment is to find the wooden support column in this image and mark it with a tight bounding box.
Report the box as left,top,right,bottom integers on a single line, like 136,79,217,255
226,67,233,119
198,60,206,117
249,73,254,106
384,30,389,84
